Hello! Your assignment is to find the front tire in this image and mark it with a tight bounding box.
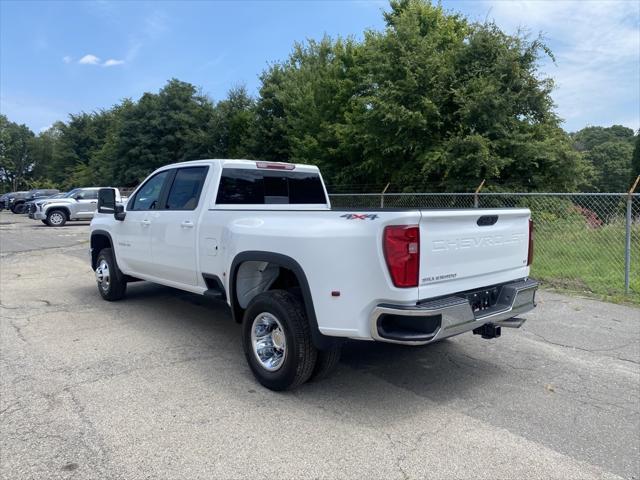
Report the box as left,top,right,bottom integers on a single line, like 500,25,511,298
11,203,25,214
95,248,127,301
46,209,67,227
242,290,317,391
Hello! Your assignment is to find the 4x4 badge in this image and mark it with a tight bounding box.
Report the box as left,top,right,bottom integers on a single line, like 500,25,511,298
340,214,379,220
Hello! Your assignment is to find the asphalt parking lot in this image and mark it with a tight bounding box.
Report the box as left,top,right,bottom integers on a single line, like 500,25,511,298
1,212,639,479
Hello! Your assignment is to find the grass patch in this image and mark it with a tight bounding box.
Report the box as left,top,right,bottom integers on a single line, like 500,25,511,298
531,221,639,305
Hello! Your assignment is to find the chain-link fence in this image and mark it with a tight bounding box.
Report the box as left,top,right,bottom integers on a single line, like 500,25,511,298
330,192,640,302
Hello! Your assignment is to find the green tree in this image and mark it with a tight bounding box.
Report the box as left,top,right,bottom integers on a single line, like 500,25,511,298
256,0,589,191
0,115,36,191
208,85,256,158
631,134,640,184
256,36,363,182
110,79,216,186
572,125,635,151
46,112,115,189
70,101,136,187
29,126,59,182
572,125,637,191
253,66,291,161
584,141,634,192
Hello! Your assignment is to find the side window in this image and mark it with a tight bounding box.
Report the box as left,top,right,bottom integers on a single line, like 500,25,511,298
82,190,99,200
164,166,208,210
129,171,170,211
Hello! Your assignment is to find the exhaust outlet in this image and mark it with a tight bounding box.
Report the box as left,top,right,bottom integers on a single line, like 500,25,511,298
494,317,527,328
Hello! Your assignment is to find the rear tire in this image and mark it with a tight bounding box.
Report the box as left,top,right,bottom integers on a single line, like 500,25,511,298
46,209,67,227
310,346,341,381
95,248,127,301
242,290,317,391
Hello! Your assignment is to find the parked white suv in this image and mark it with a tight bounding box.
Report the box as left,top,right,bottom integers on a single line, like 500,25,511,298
34,187,122,226
90,159,537,390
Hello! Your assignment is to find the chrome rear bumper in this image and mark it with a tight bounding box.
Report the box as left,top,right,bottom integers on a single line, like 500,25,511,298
370,278,538,345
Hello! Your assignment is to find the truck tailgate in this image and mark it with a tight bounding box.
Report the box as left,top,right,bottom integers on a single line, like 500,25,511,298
418,209,531,299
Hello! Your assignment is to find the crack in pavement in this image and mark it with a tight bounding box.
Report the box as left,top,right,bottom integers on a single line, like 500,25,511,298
527,331,637,355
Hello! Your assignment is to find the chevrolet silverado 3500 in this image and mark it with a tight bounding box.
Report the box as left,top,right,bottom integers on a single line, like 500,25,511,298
90,159,538,390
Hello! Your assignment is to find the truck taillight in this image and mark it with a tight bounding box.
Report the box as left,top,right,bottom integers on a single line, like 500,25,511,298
527,218,534,266
383,225,420,288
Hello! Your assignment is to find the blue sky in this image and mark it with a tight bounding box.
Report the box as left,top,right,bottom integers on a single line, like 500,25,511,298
1,0,638,134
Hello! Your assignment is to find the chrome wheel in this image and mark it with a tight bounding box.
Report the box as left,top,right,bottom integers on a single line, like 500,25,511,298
251,312,287,372
95,259,110,292
49,212,64,226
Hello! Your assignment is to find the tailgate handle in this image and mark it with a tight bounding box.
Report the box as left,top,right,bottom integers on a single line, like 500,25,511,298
477,215,498,226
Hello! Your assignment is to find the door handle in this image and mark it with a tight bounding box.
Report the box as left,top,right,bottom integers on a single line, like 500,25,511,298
141,219,151,227
181,220,194,229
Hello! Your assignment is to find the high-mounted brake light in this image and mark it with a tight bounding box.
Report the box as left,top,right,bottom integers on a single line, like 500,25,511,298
256,162,295,170
383,225,420,288
527,218,534,266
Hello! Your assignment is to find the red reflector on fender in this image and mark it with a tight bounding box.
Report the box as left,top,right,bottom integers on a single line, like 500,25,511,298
383,225,420,288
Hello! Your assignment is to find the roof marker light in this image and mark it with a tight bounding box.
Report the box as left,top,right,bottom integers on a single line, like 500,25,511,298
256,162,295,170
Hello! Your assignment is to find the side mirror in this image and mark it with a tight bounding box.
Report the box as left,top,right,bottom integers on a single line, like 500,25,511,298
114,204,126,221
97,188,116,214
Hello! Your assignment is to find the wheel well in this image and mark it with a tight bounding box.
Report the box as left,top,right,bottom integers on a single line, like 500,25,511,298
91,233,112,269
229,251,340,350
232,261,300,323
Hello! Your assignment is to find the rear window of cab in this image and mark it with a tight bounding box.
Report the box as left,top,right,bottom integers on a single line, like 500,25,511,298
216,168,326,205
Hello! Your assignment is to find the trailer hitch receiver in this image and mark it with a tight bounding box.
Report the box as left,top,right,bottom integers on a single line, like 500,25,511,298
473,323,501,339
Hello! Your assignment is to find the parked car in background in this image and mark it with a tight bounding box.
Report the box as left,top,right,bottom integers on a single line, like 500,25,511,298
1,191,29,213
11,188,60,213
33,187,122,226
0,192,10,210
27,192,67,217
21,189,60,215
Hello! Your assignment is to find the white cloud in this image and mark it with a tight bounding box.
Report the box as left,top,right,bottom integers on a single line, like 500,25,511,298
103,59,125,67
73,54,126,67
62,56,73,64
78,54,101,65
481,0,640,131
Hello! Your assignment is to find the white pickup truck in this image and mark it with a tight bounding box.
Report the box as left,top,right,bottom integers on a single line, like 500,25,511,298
90,159,537,390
